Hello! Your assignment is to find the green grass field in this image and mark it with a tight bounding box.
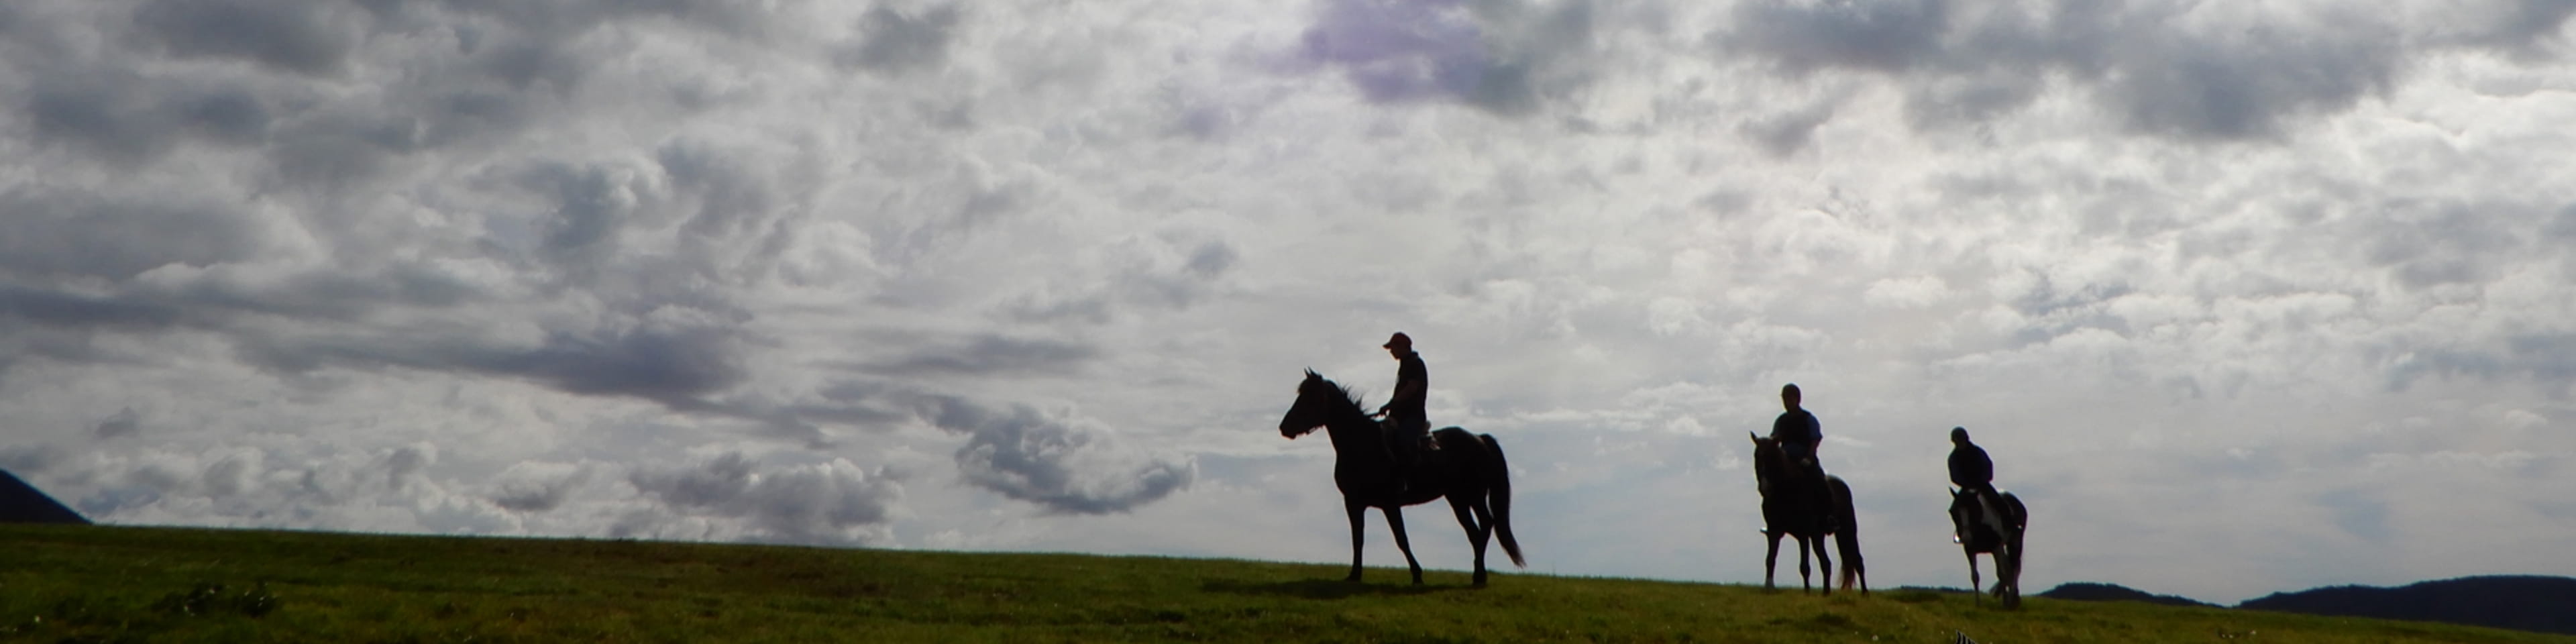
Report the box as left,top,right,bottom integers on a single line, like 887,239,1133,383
1,525,2564,643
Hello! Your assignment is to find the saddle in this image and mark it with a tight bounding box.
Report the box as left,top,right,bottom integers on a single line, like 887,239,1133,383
1378,419,1448,464
1958,488,2007,545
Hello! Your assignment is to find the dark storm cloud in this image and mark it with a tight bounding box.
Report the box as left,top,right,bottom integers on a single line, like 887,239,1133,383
1728,0,1951,74
629,452,905,544
2434,0,2576,54
154,265,484,321
838,4,960,73
1718,1,2482,141
1739,101,1836,156
21,69,280,162
0,443,60,475
92,408,140,440
632,452,755,507
911,396,1191,515
240,321,751,407
447,325,752,403
0,186,264,280
1460,0,1597,117
1299,0,1488,104
0,285,182,330
857,333,1099,378
2104,19,2401,141
131,0,356,76
493,467,590,513
1295,0,1603,117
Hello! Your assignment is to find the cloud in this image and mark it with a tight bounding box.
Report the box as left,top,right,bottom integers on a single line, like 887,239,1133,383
492,462,593,513
838,4,961,74
0,443,61,474
913,396,1193,515
1290,0,1603,116
853,333,1099,378
237,317,752,408
1718,1,2459,140
91,408,140,440
131,0,357,76
0,185,266,280
1296,0,1489,104
0,284,182,331
628,452,906,545
1727,0,1951,74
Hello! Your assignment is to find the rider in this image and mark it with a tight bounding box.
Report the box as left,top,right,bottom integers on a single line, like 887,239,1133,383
1377,332,1430,492
1769,384,1824,475
1949,426,1999,527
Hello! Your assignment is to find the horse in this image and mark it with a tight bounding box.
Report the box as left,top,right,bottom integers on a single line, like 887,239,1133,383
1949,486,2028,608
1748,433,1868,594
1278,370,1525,586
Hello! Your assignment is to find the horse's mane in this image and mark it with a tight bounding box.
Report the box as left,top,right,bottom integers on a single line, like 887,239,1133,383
1302,369,1370,413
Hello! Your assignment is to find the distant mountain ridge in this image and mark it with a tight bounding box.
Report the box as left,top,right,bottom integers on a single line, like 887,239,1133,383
2237,575,2576,636
0,468,90,525
2035,582,2214,608
2040,577,2576,636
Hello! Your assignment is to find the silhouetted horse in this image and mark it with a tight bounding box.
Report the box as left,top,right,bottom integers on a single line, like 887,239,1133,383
1279,370,1525,586
1949,487,2027,608
1748,433,1867,594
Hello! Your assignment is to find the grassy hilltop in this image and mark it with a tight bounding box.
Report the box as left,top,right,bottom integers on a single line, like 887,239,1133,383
1,525,2563,643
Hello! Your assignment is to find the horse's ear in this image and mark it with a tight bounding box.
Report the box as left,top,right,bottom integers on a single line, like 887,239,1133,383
1748,431,1759,442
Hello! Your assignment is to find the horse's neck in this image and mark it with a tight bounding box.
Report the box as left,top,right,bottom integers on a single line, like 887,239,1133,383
1756,460,1819,498
1320,411,1386,460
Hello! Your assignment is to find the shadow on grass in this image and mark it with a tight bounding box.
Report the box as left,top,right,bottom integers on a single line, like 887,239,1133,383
1201,578,1465,600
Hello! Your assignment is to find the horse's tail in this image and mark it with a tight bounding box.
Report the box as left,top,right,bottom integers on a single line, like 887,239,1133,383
1481,433,1525,568
1827,476,1865,592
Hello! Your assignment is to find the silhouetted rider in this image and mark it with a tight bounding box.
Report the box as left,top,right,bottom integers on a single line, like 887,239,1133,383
1377,332,1430,490
1947,427,1994,496
1769,384,1823,472
1949,427,2000,529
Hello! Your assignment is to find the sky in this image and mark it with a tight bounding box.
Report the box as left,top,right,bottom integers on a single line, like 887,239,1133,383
3,0,2573,604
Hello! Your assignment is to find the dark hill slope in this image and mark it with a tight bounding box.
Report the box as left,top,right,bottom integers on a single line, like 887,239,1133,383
2037,582,2215,608
2238,575,2576,635
0,469,87,525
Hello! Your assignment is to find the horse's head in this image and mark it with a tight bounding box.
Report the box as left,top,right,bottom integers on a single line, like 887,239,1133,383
1748,432,1782,491
1279,369,1338,439
1949,487,1981,544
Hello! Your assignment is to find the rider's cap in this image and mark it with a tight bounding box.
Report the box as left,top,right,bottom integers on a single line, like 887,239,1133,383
1383,332,1412,349
1951,427,1970,441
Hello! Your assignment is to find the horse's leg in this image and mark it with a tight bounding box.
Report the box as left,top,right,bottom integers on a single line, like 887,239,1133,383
1794,534,1813,594
1762,530,1782,590
2001,545,2023,608
1448,496,1490,587
1381,506,1424,585
1814,534,1835,597
1966,551,1983,608
1998,520,2019,605
1343,497,1367,582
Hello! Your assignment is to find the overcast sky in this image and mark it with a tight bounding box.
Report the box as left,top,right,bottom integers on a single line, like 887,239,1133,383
4,0,2574,604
